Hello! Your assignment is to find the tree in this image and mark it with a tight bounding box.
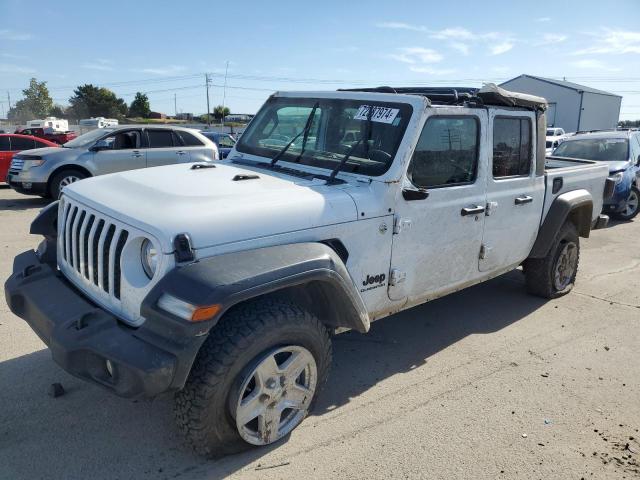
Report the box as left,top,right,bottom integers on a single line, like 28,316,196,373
7,77,53,121
50,105,66,118
213,105,230,121
129,92,151,118
67,84,128,120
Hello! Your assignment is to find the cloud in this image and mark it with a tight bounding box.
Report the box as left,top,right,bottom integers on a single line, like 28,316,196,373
408,66,457,75
574,29,640,54
0,29,32,40
82,59,114,71
569,59,621,71
536,17,551,22
450,42,470,55
136,65,187,75
490,41,514,55
388,47,443,64
0,63,36,74
535,33,568,46
375,22,427,32
429,27,476,41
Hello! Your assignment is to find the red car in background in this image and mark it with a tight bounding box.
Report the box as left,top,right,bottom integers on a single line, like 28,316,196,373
0,134,59,184
14,127,77,145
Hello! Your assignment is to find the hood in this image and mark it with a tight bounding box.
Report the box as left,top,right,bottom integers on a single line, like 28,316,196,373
15,146,62,157
64,162,358,252
606,161,630,174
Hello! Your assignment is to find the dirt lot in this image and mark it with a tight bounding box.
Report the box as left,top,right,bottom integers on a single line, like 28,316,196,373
0,185,638,480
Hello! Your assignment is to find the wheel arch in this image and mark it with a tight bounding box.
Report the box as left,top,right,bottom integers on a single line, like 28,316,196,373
528,189,593,259
46,164,92,196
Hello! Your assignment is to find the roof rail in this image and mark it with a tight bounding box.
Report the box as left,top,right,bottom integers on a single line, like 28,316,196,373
338,86,481,105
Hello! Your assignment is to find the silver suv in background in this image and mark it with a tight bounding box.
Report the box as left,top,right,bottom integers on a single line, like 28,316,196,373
7,125,219,198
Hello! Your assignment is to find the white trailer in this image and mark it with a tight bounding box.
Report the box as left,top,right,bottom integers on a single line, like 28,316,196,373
26,117,68,132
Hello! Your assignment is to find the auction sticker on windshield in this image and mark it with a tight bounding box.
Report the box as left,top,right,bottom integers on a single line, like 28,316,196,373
354,105,400,124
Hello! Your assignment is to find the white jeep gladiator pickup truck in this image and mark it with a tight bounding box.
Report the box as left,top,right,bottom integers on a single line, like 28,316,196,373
5,84,612,457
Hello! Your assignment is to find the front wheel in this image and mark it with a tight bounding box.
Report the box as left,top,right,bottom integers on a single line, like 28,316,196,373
174,296,332,457
524,221,580,299
611,185,640,221
49,169,87,199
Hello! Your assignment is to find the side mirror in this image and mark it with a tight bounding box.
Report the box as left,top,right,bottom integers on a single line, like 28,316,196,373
90,139,110,152
402,187,429,201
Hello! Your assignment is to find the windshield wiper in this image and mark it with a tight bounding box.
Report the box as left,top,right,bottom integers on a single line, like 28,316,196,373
328,105,374,183
270,102,319,167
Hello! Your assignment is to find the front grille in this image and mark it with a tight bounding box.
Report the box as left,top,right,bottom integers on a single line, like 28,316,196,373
59,198,130,303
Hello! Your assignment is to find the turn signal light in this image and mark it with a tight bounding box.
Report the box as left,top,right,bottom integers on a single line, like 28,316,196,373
190,304,221,322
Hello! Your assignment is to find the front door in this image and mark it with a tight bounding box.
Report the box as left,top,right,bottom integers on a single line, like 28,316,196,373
479,111,545,272
90,129,146,175
388,109,489,303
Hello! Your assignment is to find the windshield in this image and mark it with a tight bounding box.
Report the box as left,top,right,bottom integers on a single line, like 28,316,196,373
553,138,629,161
236,97,412,176
63,128,115,148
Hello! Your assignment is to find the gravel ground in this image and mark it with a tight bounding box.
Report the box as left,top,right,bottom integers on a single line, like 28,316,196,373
0,185,638,480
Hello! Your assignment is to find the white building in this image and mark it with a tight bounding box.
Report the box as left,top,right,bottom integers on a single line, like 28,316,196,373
499,75,622,132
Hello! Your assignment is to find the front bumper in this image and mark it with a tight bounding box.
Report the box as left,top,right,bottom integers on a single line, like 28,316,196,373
4,249,206,398
6,171,48,196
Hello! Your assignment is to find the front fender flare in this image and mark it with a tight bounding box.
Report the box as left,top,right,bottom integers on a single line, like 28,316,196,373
143,242,370,334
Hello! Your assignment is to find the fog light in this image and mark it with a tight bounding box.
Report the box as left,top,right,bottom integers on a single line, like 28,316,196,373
105,359,114,377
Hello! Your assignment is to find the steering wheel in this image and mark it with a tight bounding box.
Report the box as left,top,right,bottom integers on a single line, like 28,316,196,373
367,149,392,163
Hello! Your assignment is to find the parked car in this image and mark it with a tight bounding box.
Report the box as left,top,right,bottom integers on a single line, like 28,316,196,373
552,130,640,220
14,127,77,145
6,84,610,457
546,127,569,155
0,134,59,184
7,125,218,198
199,131,236,158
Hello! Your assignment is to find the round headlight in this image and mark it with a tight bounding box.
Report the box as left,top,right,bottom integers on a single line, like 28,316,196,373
141,239,158,279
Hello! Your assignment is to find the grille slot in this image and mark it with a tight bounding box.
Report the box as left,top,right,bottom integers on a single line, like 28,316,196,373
113,231,128,299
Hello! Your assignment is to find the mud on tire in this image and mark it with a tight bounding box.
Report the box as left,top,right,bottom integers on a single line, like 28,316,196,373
524,221,580,299
174,296,332,457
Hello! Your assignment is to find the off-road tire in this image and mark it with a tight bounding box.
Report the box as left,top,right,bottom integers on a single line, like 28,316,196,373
174,296,332,458
49,169,87,199
610,185,640,221
524,221,580,299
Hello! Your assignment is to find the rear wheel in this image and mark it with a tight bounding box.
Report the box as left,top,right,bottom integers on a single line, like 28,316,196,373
174,296,332,457
524,221,580,299
611,185,640,221
49,169,87,199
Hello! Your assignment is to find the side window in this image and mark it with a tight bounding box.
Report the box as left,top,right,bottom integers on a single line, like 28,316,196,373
0,137,10,151
217,135,235,148
34,139,52,148
103,131,141,150
11,137,37,150
147,130,175,148
493,117,532,177
630,135,640,162
176,130,204,146
409,116,479,188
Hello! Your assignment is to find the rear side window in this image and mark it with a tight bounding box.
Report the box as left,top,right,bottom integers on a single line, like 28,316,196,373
0,137,10,151
11,136,36,150
217,135,236,148
147,130,174,148
176,130,204,146
493,117,532,177
409,116,479,189
34,140,51,148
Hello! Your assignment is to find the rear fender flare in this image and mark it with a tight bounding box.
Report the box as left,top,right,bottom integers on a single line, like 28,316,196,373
528,189,593,259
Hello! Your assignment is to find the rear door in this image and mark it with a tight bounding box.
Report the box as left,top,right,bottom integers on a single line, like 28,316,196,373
388,109,489,302
479,110,545,272
145,129,189,167
174,129,211,162
0,136,12,181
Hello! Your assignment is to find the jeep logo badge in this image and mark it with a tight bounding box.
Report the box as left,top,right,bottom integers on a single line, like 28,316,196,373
363,273,386,286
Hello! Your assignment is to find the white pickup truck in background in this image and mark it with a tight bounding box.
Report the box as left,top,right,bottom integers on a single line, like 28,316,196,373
6,83,612,457
546,126,570,155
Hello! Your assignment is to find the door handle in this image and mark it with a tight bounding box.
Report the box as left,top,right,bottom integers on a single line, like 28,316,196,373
176,150,187,155
132,151,143,158
515,195,533,205
461,205,485,216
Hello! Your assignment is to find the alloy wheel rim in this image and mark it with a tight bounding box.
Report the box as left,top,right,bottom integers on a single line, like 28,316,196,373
233,345,317,446
554,242,578,291
623,190,639,217
60,176,80,188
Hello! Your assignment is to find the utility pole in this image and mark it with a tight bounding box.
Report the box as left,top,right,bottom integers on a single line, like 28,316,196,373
174,93,177,118
221,60,229,126
7,91,12,111
205,73,211,127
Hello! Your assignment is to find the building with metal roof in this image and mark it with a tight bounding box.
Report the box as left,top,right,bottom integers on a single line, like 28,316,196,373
500,74,622,133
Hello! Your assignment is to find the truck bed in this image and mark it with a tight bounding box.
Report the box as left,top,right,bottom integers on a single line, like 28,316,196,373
542,156,610,223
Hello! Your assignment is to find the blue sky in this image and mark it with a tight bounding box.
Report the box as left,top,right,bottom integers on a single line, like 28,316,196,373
1,0,639,119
